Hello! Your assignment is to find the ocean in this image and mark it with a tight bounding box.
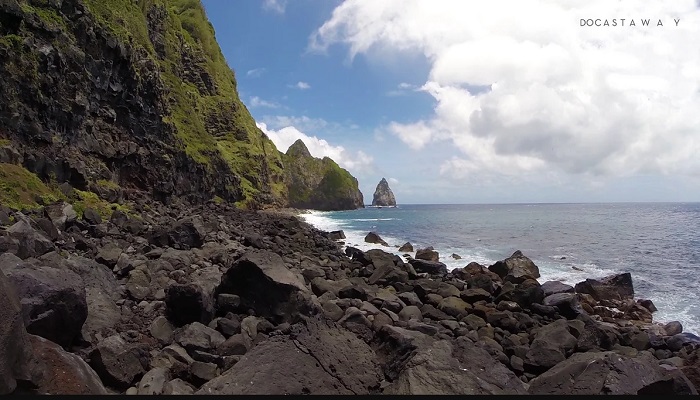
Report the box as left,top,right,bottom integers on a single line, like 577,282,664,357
301,203,700,336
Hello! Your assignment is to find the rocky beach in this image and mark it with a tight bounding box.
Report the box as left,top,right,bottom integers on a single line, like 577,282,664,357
1,197,700,395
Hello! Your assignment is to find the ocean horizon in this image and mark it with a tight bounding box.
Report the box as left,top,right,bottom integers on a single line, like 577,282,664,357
301,202,700,336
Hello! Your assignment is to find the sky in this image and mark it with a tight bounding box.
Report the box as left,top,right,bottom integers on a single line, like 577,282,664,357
201,0,700,204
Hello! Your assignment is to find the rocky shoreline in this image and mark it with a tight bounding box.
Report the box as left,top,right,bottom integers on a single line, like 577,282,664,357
1,199,699,395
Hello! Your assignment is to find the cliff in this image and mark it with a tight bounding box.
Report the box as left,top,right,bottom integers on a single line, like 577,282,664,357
371,177,396,206
0,0,361,212
283,139,364,211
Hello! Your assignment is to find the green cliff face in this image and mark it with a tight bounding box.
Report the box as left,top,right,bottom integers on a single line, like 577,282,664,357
283,139,364,211
0,0,287,209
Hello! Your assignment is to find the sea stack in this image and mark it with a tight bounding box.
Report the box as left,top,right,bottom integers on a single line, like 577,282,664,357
372,178,397,207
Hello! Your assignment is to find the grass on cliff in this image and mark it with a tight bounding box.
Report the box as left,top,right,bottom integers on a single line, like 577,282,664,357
71,189,130,219
0,163,62,210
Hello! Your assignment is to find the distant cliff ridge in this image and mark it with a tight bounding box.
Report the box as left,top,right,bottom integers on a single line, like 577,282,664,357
372,178,396,206
283,139,364,211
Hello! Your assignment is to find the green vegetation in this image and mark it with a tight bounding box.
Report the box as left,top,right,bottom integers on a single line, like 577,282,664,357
0,163,63,210
20,2,67,30
96,179,120,190
82,0,156,56
72,189,130,219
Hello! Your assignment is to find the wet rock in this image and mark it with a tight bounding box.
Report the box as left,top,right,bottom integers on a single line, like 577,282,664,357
398,242,413,252
327,230,345,240
409,259,448,275
460,288,492,304
665,321,683,336
543,293,581,319
415,247,439,262
541,281,575,296
574,272,634,302
364,231,389,246
488,250,540,283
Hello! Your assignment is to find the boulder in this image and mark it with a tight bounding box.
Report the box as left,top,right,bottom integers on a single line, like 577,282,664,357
327,230,345,240
541,280,575,296
168,217,206,250
137,367,169,395
524,319,578,373
495,278,544,308
216,250,312,324
0,270,35,394
384,338,527,395
27,334,108,394
488,250,540,283
398,242,413,252
0,253,87,348
43,202,77,230
364,232,389,246
574,273,634,302
415,247,439,262
82,208,102,225
174,322,226,353
95,243,123,268
89,334,145,389
543,293,582,319
408,259,447,275
165,283,215,327
528,351,691,395
198,318,382,395
7,218,54,259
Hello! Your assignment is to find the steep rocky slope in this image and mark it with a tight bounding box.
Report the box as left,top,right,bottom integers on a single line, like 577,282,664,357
371,177,396,207
283,139,364,211
0,0,360,211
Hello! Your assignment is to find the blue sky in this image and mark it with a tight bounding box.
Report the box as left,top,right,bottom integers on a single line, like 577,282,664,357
201,0,700,204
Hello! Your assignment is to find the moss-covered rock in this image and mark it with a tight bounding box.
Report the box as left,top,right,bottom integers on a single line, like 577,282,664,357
283,140,364,211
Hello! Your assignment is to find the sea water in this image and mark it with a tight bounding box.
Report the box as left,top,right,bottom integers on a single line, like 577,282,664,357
301,203,700,335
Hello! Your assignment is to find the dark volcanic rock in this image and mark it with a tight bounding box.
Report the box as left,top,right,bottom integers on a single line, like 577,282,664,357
165,283,215,327
198,318,381,395
371,178,396,207
0,269,35,394
89,334,145,390
364,232,389,246
27,334,108,394
0,253,87,348
216,250,313,324
528,351,692,395
398,242,413,252
541,280,575,296
168,217,206,250
574,272,634,302
488,250,540,283
495,278,544,308
409,259,448,275
415,247,439,262
7,218,54,260
327,230,346,240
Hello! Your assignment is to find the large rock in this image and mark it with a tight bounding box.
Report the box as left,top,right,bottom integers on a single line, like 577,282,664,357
7,218,55,259
198,318,381,395
89,334,145,389
165,283,215,327
43,202,77,230
408,259,448,275
528,351,694,395
364,232,389,246
216,250,313,324
26,334,107,394
371,178,396,206
168,217,206,250
524,319,578,373
384,338,527,395
0,253,87,348
415,247,439,262
495,278,544,308
574,273,634,302
174,322,225,353
541,280,575,296
488,250,540,283
0,270,35,394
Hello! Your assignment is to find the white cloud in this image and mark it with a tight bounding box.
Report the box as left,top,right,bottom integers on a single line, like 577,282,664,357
246,68,266,78
262,0,287,14
257,122,374,173
249,96,280,109
288,81,311,90
388,177,399,185
311,0,700,183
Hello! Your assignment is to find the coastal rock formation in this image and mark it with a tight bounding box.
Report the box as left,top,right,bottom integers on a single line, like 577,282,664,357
283,140,364,211
372,178,396,207
0,0,361,211
0,198,697,395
